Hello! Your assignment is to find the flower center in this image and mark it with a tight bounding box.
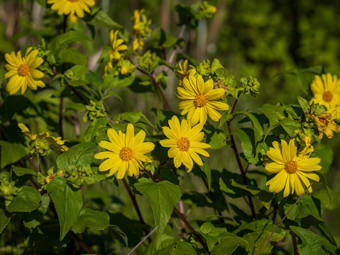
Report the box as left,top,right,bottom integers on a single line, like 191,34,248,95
194,95,207,107
119,147,133,161
284,161,297,174
322,91,333,102
18,64,30,76
121,66,129,75
177,137,190,151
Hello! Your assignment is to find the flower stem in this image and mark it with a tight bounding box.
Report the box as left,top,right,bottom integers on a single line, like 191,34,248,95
290,231,299,255
136,66,171,111
122,178,150,239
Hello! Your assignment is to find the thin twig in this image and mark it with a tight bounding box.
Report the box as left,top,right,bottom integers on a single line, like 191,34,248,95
227,98,256,217
122,178,150,239
136,66,171,111
290,231,299,255
173,208,209,252
256,183,312,255
167,25,186,65
128,226,158,255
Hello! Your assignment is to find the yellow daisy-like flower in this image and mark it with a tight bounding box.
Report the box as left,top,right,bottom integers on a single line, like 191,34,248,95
177,74,229,126
132,9,151,51
310,73,340,110
265,139,321,197
175,60,196,86
109,30,128,60
4,48,45,95
159,116,211,172
47,0,95,23
312,111,340,139
94,124,155,179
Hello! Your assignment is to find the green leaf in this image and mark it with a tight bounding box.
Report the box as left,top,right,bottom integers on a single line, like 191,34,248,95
261,104,284,127
0,141,29,168
103,72,136,89
0,208,10,233
7,186,41,213
89,10,122,29
290,226,337,255
49,31,92,54
208,131,226,149
83,118,109,142
12,166,36,176
56,142,97,170
212,235,248,255
112,111,153,127
135,179,182,233
280,118,300,137
232,128,258,164
72,208,110,233
313,143,333,174
46,177,83,240
235,111,263,143
297,96,310,112
58,48,87,65
284,195,322,221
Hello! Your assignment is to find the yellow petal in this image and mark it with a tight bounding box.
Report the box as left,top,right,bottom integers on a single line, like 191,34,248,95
265,162,284,173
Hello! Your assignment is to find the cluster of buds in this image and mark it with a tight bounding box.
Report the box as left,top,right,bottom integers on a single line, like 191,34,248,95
45,169,65,184
0,179,19,206
83,100,105,122
138,51,160,73
18,123,68,156
240,76,261,96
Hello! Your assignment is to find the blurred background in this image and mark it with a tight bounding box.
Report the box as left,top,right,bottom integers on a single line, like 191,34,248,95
1,0,340,250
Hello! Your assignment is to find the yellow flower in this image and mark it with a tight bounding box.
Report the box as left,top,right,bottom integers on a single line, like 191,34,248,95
109,30,128,60
94,124,155,179
159,116,211,172
132,9,151,51
18,123,68,154
177,74,229,126
312,111,340,139
175,60,196,86
4,48,45,95
265,139,321,197
310,73,340,111
47,0,95,23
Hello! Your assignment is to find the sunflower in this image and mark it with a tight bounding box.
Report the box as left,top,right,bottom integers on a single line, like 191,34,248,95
159,115,211,172
265,139,321,197
177,74,229,126
109,30,128,60
47,0,95,23
4,48,45,95
94,124,155,179
310,73,340,111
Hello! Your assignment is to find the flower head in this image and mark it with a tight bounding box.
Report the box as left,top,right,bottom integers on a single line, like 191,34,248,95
159,116,211,172
177,74,229,126
47,0,95,23
312,110,340,139
94,124,155,179
132,9,151,51
4,48,45,95
109,30,128,60
265,139,321,197
175,60,196,86
310,73,340,111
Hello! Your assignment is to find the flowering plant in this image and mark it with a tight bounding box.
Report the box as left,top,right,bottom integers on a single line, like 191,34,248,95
0,1,339,254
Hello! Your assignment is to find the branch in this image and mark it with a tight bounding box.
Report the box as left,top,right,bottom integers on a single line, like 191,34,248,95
136,66,171,111
122,178,150,239
290,231,299,255
173,208,209,252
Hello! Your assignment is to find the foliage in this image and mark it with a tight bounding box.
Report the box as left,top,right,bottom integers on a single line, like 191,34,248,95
0,0,339,254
